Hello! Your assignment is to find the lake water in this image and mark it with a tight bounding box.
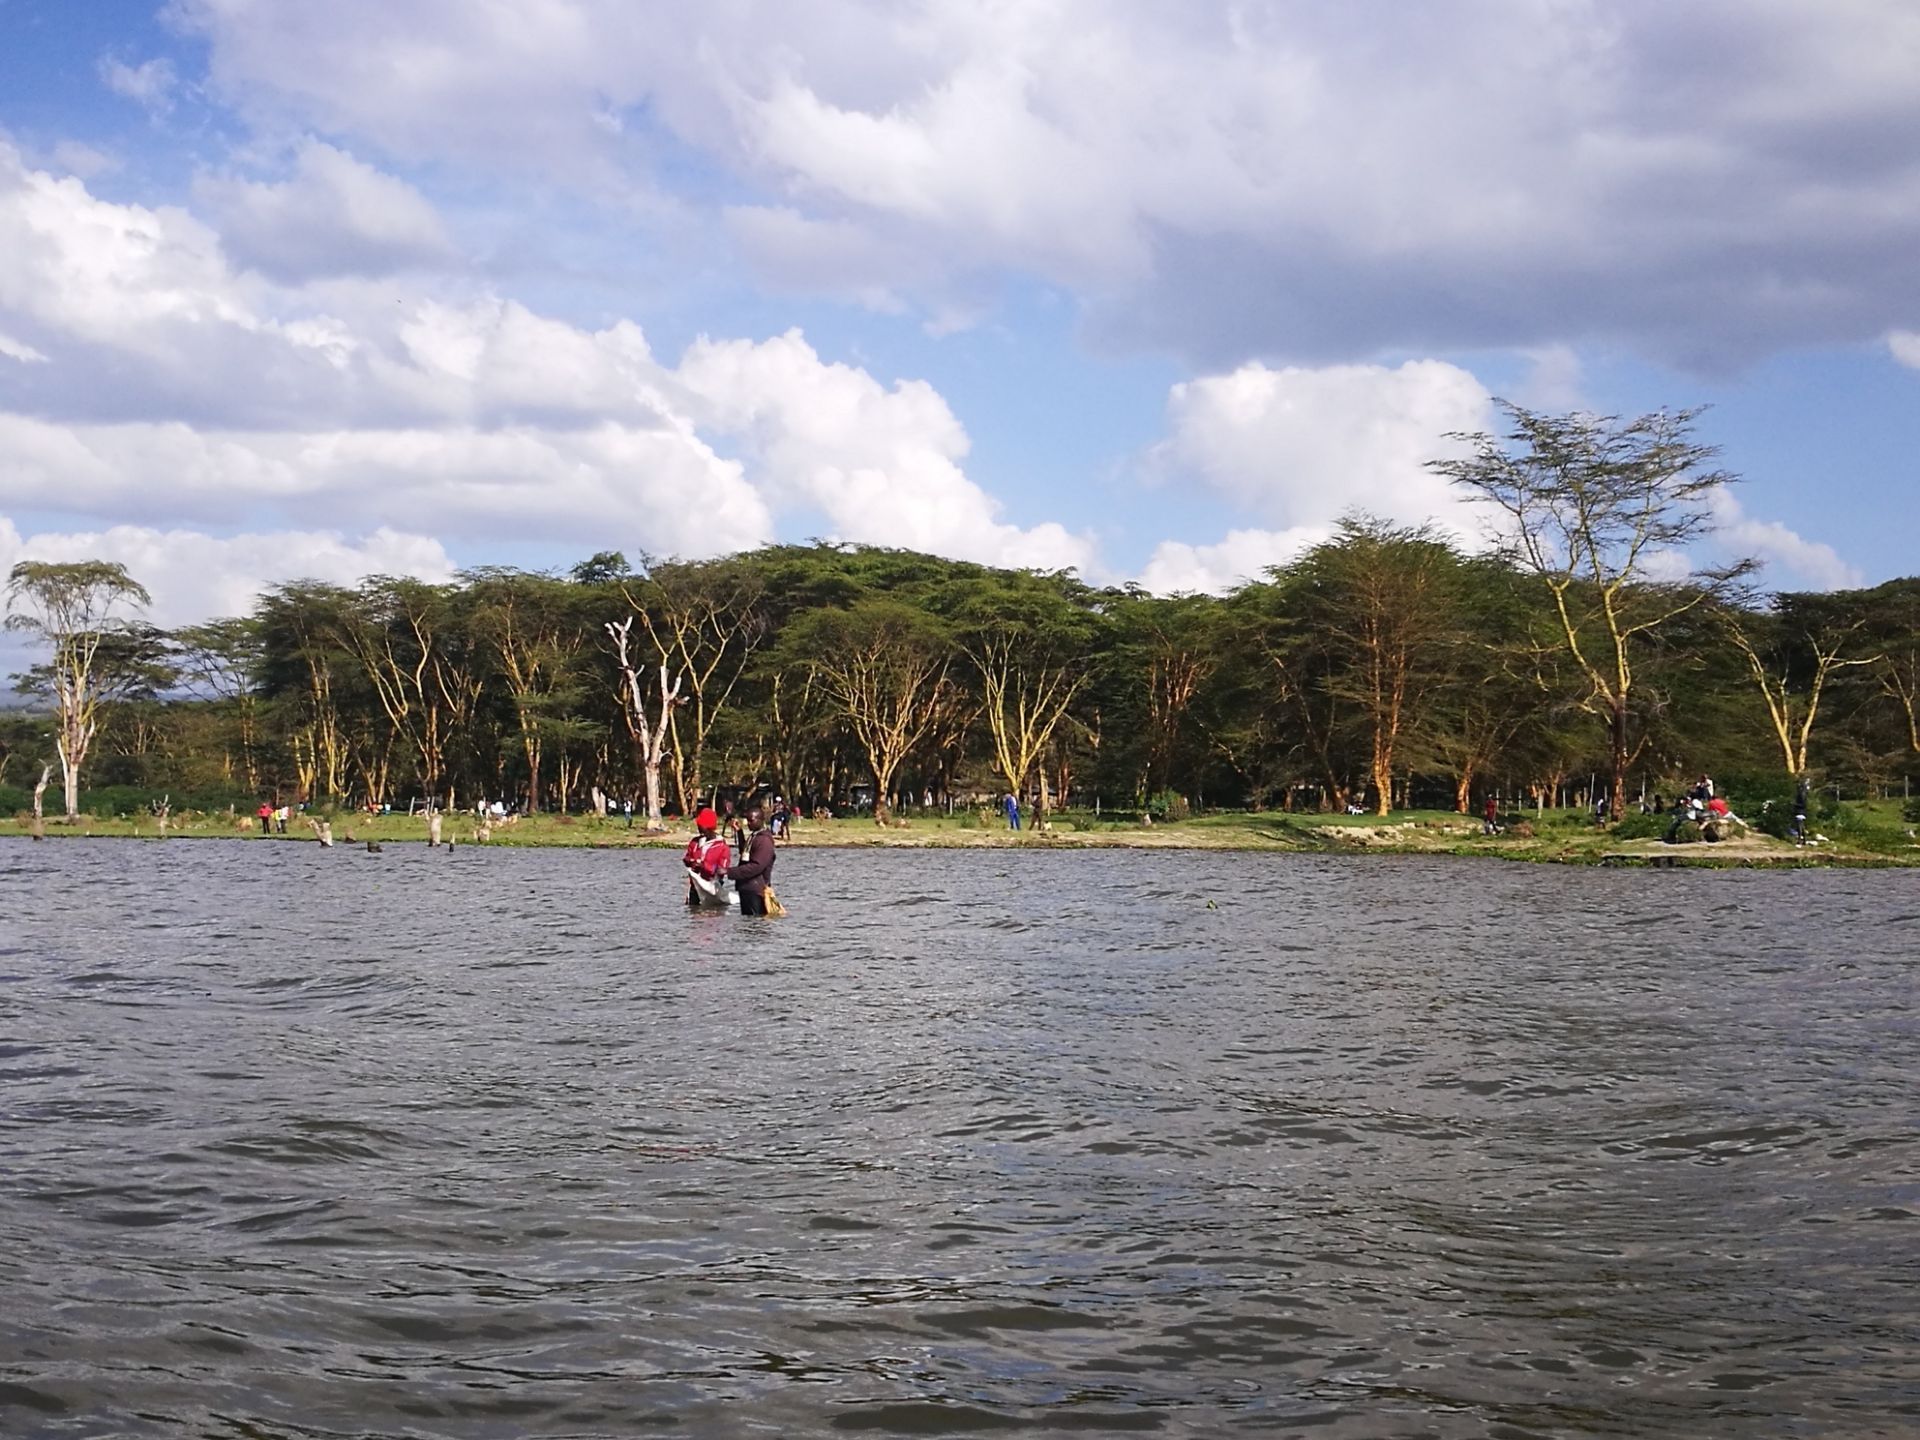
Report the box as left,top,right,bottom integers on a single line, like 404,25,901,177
1,840,1916,1438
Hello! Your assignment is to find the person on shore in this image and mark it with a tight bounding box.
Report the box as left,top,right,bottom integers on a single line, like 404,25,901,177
682,807,731,907
1667,778,1715,842
1793,775,1811,844
257,801,273,833
727,807,778,916
1482,794,1499,835
1004,792,1021,831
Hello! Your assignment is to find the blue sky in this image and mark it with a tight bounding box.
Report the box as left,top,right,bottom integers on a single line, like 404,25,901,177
2,0,1916,632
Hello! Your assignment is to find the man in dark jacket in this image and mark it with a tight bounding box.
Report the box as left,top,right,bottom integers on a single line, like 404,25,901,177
728,807,777,916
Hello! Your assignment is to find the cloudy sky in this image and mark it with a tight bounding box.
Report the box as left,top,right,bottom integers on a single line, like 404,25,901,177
3,0,1917,633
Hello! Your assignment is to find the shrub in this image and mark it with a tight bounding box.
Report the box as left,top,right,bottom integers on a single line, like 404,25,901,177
1608,812,1666,841
1723,778,1796,840
1145,790,1190,823
77,784,255,818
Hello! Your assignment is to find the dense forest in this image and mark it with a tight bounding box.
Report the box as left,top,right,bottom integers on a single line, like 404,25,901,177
5,408,1917,828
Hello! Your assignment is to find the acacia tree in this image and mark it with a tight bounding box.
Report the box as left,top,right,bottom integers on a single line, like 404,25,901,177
1425,559,1559,812
332,578,487,811
1856,578,1920,758
257,582,364,803
1433,404,1754,820
959,574,1093,825
5,560,153,819
623,557,767,812
1106,592,1222,805
469,570,586,812
792,599,953,824
1284,518,1463,814
1719,591,1878,779
173,617,264,791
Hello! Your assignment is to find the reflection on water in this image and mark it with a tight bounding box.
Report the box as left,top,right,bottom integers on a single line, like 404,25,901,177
2,839,1917,1437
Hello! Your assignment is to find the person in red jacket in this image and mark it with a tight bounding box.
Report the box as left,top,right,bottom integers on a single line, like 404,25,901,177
682,808,731,908
727,806,778,916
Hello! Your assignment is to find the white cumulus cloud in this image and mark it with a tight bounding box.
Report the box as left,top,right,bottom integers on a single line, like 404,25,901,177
0,144,1082,578
1712,492,1863,592
676,330,1095,572
1138,526,1328,596
168,1,1920,365
196,140,454,282
1156,359,1495,539
0,516,456,634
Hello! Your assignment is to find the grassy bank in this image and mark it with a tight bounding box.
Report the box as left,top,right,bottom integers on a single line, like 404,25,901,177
6,801,1915,866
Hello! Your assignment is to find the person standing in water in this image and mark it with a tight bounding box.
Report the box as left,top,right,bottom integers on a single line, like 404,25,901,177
682,807,731,906
727,806,777,916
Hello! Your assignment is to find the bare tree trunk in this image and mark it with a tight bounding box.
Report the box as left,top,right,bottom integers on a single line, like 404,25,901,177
607,618,682,831
1609,700,1629,822
523,732,543,813
31,764,50,840
60,737,82,821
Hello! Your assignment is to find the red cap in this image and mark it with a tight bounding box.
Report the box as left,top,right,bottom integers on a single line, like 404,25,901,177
694,808,719,829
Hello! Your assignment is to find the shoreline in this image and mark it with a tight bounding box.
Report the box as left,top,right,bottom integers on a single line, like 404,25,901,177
5,812,1913,868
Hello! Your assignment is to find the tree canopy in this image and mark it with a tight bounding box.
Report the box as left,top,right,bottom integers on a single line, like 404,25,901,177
7,507,1915,823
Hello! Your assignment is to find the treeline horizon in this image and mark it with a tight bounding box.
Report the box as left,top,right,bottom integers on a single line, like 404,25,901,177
5,530,1917,824
5,405,1917,826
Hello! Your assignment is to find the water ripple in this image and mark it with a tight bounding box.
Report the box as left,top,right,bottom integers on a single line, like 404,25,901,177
1,840,1916,1437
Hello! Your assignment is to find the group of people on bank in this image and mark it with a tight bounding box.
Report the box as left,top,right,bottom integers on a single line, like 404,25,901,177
681,804,779,915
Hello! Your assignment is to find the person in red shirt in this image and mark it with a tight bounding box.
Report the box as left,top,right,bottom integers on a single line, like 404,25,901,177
682,808,731,907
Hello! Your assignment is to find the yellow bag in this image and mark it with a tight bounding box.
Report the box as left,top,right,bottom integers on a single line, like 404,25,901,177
764,885,788,918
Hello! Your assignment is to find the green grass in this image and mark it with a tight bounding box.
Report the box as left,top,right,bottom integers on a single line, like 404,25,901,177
7,799,1913,865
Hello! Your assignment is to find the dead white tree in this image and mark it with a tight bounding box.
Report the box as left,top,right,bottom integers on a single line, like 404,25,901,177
606,616,683,831
31,763,50,840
